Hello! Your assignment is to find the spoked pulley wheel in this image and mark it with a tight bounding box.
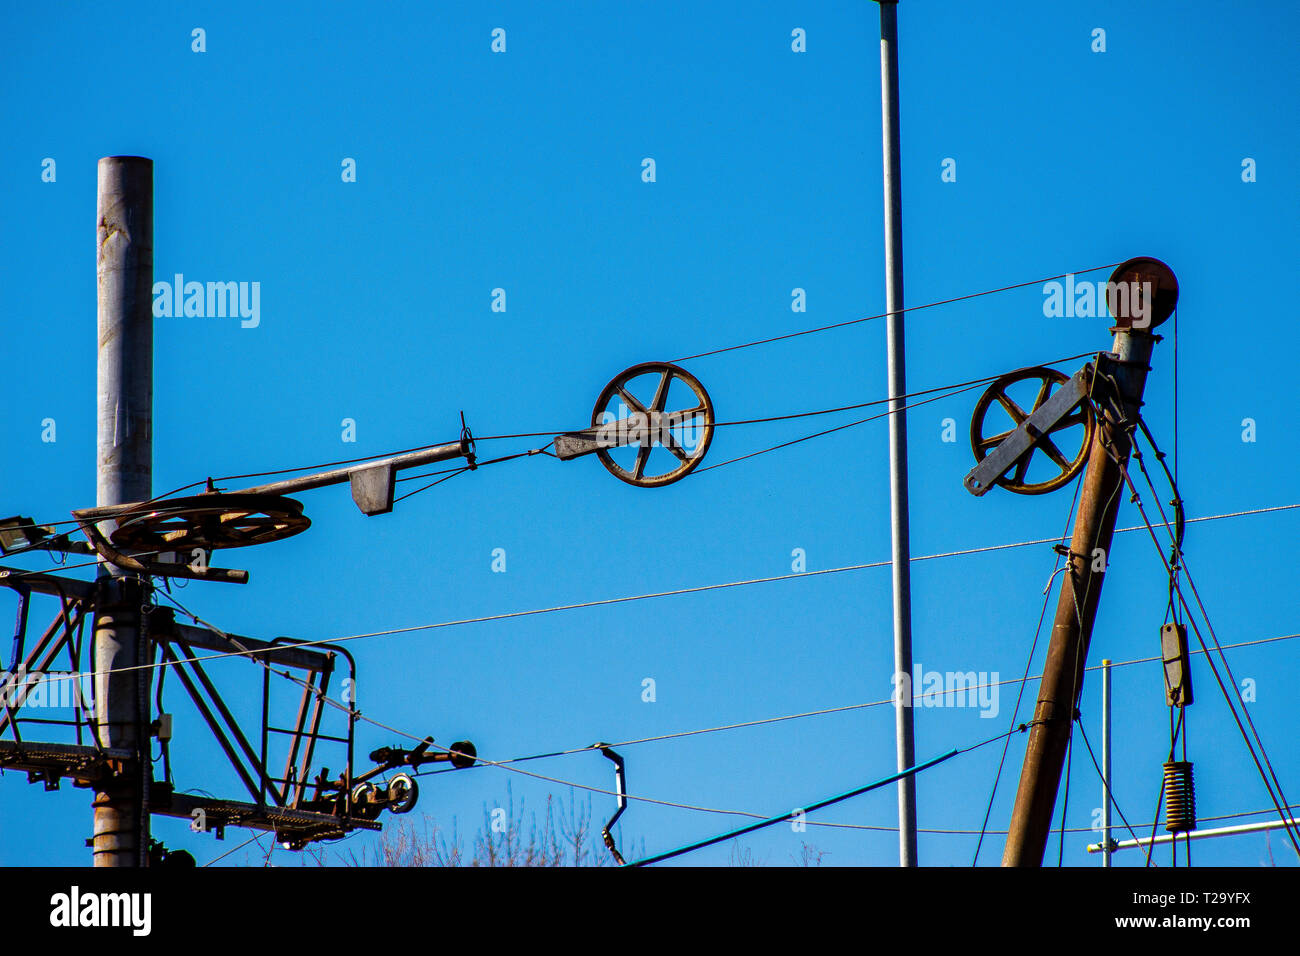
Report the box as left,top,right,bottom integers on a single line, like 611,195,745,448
591,362,715,488
102,493,311,553
969,367,1094,495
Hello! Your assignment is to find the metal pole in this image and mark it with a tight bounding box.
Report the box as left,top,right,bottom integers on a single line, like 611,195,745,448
875,0,917,867
1002,326,1159,866
93,156,154,867
1089,817,1300,854
1101,657,1112,867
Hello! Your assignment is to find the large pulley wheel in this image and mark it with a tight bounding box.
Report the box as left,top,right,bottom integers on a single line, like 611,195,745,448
105,493,311,553
969,367,1094,495
591,362,715,488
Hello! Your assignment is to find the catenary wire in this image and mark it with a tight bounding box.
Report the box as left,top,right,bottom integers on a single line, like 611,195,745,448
1117,452,1300,854
127,595,1300,847
668,261,1124,362
8,503,1296,685
973,470,1082,865
624,727,1037,866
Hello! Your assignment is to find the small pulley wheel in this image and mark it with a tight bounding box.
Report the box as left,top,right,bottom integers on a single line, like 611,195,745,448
591,362,714,488
105,493,310,553
387,773,419,814
447,740,477,769
969,367,1094,495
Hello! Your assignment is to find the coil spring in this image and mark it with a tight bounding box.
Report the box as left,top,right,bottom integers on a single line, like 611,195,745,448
1163,761,1196,833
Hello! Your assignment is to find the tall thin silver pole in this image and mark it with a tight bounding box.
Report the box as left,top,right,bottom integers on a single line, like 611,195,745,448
93,156,154,866
876,0,917,866
1101,658,1112,867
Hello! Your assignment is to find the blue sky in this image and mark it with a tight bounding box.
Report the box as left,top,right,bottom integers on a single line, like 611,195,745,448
1,0,1296,867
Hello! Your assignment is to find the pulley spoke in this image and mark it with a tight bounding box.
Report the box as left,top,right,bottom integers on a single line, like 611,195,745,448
1039,436,1072,472
616,386,647,415
649,370,674,413
995,392,1029,424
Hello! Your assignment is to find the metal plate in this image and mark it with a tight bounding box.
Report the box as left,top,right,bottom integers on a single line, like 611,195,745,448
967,366,1094,496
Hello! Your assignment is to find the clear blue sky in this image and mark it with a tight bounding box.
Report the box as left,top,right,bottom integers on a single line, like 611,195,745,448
1,0,1296,867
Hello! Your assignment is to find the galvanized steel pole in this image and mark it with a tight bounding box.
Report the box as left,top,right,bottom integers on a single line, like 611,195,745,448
93,156,154,867
875,0,917,866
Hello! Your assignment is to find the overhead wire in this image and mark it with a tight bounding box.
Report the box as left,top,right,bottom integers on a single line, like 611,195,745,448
1117,435,1300,855
623,726,1040,866
973,469,1083,865
88,589,1300,852
7,505,1297,686
668,261,1124,363
1129,423,1295,842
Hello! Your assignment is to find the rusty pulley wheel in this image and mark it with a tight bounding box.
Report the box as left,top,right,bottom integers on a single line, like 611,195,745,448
969,367,1094,495
104,493,311,552
591,362,715,488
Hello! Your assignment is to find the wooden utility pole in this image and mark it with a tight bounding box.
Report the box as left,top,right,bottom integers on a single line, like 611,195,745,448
92,156,154,867
1002,258,1178,866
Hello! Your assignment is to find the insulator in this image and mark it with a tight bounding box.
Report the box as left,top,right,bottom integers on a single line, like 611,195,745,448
1163,761,1196,833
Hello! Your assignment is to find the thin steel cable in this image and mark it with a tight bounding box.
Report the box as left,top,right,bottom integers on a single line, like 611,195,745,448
201,832,264,867
693,380,991,473
624,723,1042,866
1133,426,1298,853
1118,461,1300,855
147,598,1300,846
1128,427,1299,849
669,262,1124,362
9,510,1297,687
973,471,1082,865
407,629,1300,782
392,467,471,504
1074,719,1147,850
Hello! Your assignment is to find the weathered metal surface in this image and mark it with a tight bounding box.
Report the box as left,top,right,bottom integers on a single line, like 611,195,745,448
72,516,250,584
0,739,134,784
78,493,309,552
0,567,96,600
234,438,472,499
171,623,333,674
1003,307,1164,866
1160,622,1194,708
349,462,396,516
1106,256,1179,329
965,365,1094,497
152,791,382,849
94,156,154,867
557,362,714,487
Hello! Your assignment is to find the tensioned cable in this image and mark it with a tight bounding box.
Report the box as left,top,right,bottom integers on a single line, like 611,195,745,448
1118,458,1300,855
7,505,1296,679
668,262,1124,363
145,598,1300,846
692,379,990,473
1131,425,1295,847
1127,428,1300,854
1129,426,1295,839
121,263,1124,491
153,591,1300,836
624,724,1041,866
973,470,1083,865
1075,718,1151,851
403,629,1300,781
158,350,1097,489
